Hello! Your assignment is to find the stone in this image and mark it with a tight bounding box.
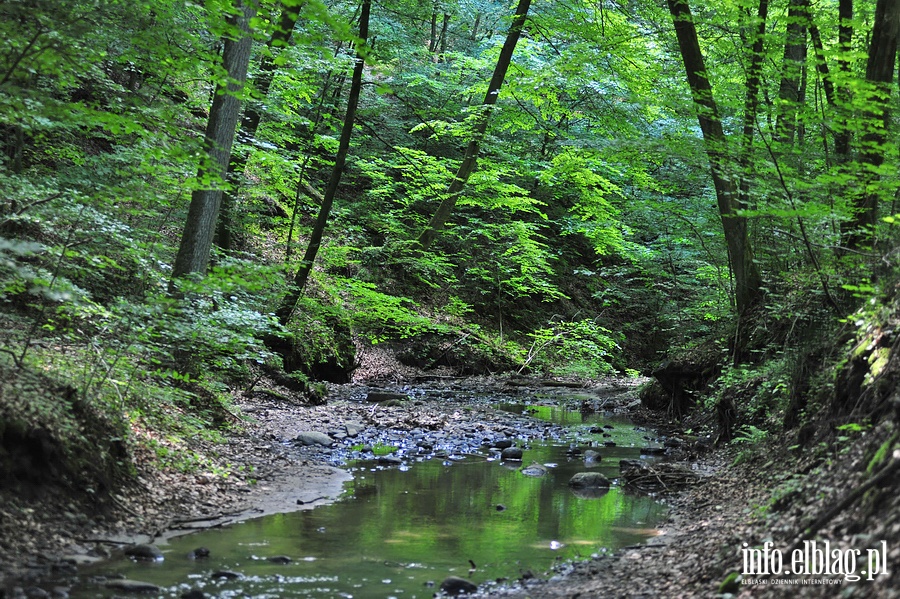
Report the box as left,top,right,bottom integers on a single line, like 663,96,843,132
187,547,210,559
365,389,408,403
268,555,292,564
124,544,163,561
500,447,523,461
439,576,478,596
60,554,103,566
568,471,611,488
520,462,548,477
583,450,601,463
378,455,403,465
104,579,161,593
295,431,334,447
493,439,514,449
211,570,242,580
180,591,207,599
344,422,364,437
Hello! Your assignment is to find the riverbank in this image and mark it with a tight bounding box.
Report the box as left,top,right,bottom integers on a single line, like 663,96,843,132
2,367,898,598
0,373,648,594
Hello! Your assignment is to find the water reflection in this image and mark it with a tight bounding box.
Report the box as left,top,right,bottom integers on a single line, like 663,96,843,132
71,418,666,598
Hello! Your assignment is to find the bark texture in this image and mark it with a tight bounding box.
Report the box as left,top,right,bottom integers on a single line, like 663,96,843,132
171,0,256,280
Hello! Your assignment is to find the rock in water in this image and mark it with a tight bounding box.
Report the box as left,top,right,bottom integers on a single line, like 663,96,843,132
188,547,210,559
294,431,334,447
568,472,611,488
105,580,161,593
583,450,601,463
439,576,478,596
124,544,163,561
365,389,407,402
500,447,523,461
268,555,292,564
520,462,548,477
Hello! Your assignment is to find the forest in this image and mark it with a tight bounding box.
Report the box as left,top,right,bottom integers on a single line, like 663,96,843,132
2,0,900,596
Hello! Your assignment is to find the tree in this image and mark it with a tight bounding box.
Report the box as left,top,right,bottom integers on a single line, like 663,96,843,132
845,0,900,248
215,0,307,252
416,0,532,251
275,0,371,325
774,0,810,145
171,0,256,281
666,0,762,334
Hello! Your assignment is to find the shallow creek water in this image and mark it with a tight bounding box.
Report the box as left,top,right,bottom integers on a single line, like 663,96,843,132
72,400,668,598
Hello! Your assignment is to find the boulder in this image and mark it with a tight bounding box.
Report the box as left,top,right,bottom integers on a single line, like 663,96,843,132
104,579,161,593
568,472,611,488
124,544,163,561
294,431,334,447
500,447,523,461
365,389,408,403
187,547,209,559
344,422,364,437
439,576,478,596
520,462,548,477
583,450,602,463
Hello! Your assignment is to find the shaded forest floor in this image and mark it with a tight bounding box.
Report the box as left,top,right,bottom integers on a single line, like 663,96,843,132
1,346,900,598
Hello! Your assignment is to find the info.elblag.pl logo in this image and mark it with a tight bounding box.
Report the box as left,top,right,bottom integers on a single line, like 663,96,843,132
741,540,890,583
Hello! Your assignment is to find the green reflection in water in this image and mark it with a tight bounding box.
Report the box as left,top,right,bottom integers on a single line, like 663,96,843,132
75,444,666,598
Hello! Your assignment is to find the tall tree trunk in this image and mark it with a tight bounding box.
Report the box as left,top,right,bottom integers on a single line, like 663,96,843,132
170,0,256,282
667,0,762,336
275,0,371,325
739,0,769,208
438,12,450,59
429,7,438,52
846,0,900,248
836,0,853,159
216,1,306,251
775,0,810,144
416,0,532,251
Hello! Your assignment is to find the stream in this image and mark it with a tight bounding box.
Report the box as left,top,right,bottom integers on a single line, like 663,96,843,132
65,389,670,598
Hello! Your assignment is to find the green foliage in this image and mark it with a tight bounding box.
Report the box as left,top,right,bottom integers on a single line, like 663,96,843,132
522,318,623,378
